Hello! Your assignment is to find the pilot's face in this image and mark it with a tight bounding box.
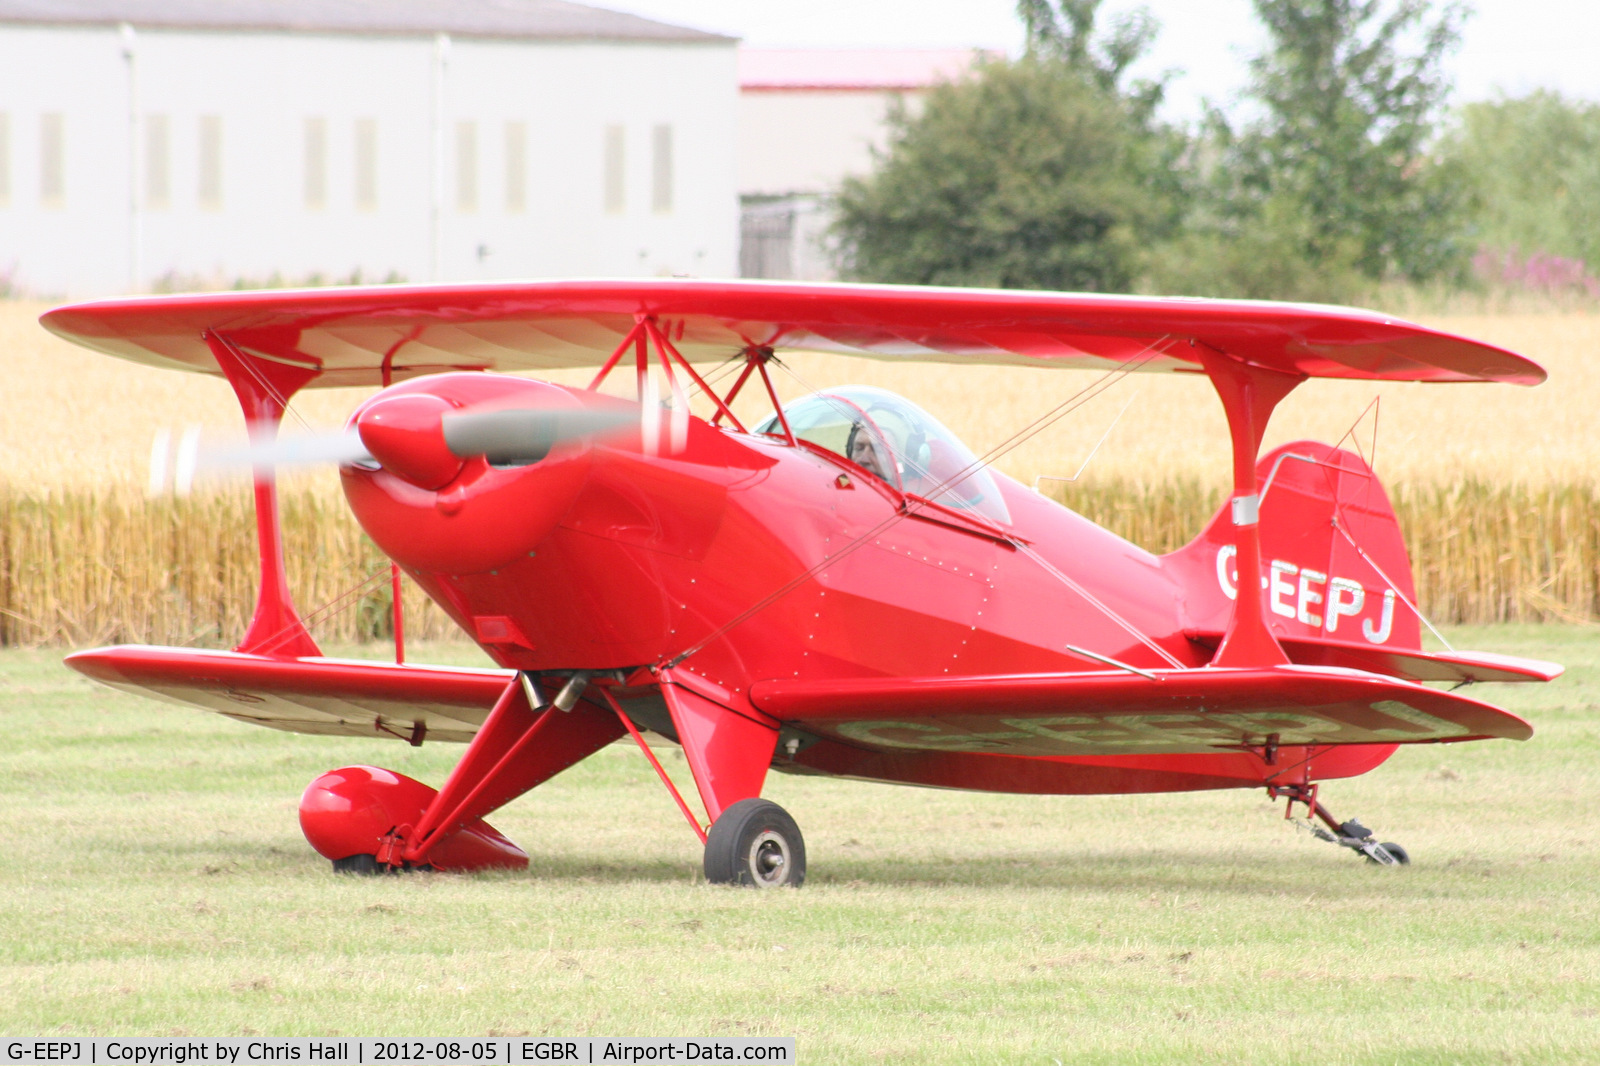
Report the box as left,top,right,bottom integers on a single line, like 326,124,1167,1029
850,434,885,478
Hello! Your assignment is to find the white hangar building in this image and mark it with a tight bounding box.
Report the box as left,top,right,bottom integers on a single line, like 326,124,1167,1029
0,0,738,298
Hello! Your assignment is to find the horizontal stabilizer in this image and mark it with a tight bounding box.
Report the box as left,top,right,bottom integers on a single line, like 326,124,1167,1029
1186,631,1563,684
750,664,1532,758
67,645,515,743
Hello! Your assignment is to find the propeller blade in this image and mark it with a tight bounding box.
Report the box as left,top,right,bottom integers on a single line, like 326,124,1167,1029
151,389,663,497
147,427,374,496
199,430,374,471
666,368,689,455
148,427,171,496
640,374,661,457
440,405,637,465
174,427,201,496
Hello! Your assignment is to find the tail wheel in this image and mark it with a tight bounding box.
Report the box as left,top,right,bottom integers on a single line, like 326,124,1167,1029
1373,842,1411,866
703,798,806,888
332,853,383,875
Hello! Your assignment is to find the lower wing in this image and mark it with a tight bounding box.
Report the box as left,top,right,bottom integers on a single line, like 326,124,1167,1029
751,664,1533,758
67,645,513,744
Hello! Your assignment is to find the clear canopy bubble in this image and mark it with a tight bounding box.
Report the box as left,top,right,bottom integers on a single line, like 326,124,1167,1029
758,386,1011,525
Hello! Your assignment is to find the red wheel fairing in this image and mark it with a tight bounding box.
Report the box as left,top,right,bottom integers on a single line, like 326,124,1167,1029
298,765,527,871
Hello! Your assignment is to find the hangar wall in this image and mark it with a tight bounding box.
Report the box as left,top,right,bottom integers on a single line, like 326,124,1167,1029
0,15,737,297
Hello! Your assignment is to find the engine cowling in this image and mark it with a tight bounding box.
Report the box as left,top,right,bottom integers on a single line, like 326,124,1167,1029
341,374,596,574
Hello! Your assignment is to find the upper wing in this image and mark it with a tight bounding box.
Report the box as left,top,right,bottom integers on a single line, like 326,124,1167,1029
750,664,1532,758
40,279,1544,388
67,645,514,743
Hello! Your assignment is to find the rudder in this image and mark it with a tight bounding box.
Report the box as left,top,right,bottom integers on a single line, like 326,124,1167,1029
1167,440,1422,654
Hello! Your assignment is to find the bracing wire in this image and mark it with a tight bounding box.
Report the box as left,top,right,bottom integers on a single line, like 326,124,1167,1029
664,340,1180,668
1033,393,1138,492
236,565,396,655
1331,515,1455,652
772,343,1189,669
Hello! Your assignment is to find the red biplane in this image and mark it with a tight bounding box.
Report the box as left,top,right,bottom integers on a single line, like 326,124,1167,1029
45,280,1560,886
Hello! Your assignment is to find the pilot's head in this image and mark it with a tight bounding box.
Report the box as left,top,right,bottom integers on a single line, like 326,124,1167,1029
847,423,889,481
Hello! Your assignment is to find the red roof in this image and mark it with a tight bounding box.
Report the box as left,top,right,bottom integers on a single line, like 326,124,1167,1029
738,48,994,92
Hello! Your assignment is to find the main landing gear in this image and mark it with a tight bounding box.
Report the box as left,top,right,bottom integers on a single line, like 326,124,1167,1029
1269,783,1410,866
301,681,813,886
703,799,807,888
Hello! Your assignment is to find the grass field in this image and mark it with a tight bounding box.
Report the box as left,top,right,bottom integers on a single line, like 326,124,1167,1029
2,627,1598,1060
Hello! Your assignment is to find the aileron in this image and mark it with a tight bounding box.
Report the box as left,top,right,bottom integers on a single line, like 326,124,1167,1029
67,645,512,742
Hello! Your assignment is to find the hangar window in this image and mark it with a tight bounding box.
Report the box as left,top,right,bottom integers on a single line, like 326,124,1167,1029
40,112,64,208
145,114,169,209
304,117,326,210
456,121,478,212
506,121,527,213
355,118,378,211
198,115,222,210
652,124,672,214
0,112,9,207
604,124,625,214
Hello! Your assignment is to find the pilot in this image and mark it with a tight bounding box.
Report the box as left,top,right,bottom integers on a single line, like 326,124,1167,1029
847,423,892,482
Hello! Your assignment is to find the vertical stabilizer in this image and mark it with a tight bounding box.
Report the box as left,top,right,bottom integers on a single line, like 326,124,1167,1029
1168,441,1422,655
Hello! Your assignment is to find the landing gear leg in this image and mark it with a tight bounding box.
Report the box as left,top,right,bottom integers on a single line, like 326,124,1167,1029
1268,783,1409,866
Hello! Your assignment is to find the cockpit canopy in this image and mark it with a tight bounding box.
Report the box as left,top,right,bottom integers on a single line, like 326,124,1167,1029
758,386,1012,525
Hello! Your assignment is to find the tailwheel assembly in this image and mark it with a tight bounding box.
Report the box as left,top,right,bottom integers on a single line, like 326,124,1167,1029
1269,783,1409,866
331,853,383,875
1312,817,1410,866
1367,840,1409,866
704,798,806,888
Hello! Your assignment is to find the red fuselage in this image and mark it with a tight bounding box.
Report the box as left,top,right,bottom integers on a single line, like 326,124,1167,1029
342,373,1391,795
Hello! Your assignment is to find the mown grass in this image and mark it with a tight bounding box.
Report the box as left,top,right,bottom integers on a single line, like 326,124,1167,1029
1,628,1598,1060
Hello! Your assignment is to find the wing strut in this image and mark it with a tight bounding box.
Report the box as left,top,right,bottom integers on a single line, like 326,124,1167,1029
205,331,323,658
1196,347,1304,668
587,314,751,432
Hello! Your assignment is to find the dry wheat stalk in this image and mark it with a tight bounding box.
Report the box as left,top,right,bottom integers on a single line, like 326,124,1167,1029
1,479,1596,648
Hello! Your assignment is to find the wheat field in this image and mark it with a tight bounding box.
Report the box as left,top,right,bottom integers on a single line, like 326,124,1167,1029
2,299,1599,644
6,300,1599,489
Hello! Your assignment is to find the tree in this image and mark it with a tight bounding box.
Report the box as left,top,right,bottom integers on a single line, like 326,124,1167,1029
831,1,1180,292
1016,0,1162,112
1441,91,1600,270
1152,0,1467,301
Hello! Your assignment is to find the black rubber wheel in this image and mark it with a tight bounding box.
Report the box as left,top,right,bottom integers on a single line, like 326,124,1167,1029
332,853,382,875
1377,842,1410,866
703,798,806,888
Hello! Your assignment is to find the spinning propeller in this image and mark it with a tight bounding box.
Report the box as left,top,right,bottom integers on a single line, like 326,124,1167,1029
148,387,684,495
438,405,640,466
